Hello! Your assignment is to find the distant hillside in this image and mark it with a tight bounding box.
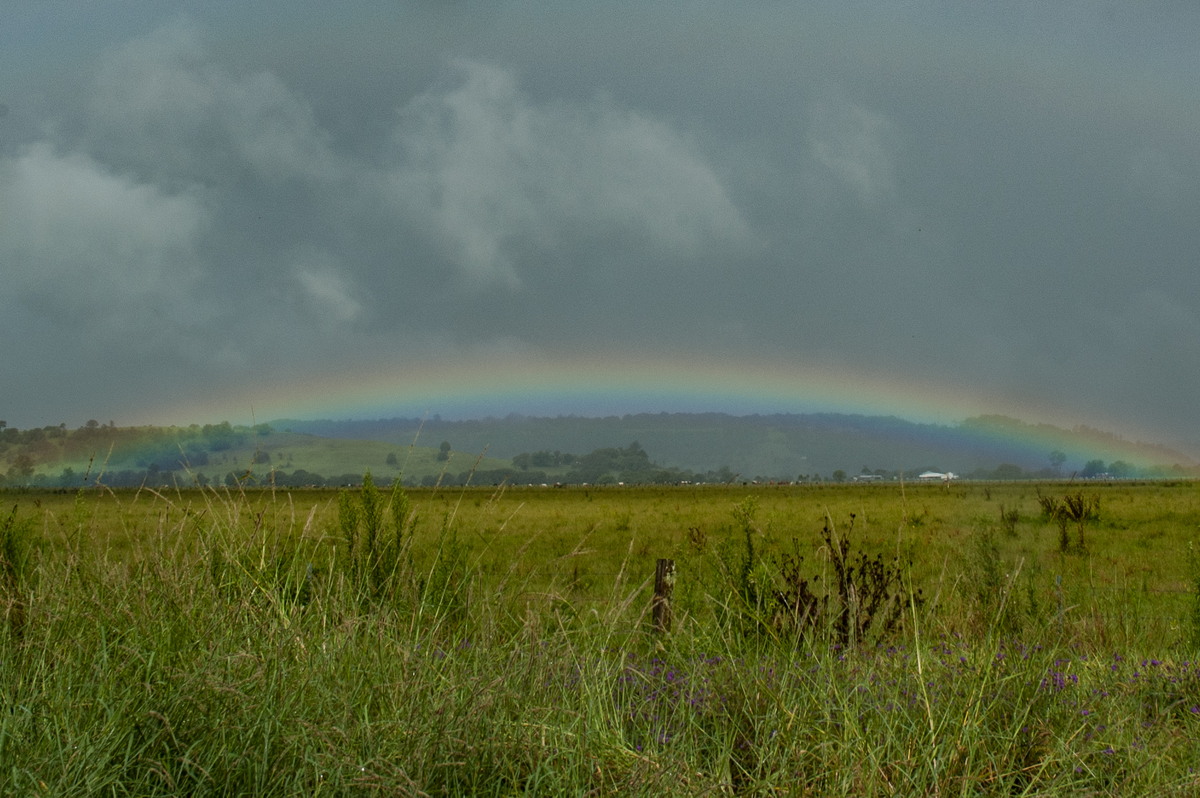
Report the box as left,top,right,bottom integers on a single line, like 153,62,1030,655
4,413,1193,488
0,422,514,488
273,412,1196,480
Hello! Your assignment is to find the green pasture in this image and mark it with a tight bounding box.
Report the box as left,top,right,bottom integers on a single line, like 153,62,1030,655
3,480,1200,794
18,480,1200,630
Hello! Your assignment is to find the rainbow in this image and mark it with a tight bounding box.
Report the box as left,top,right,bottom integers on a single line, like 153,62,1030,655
154,353,1193,467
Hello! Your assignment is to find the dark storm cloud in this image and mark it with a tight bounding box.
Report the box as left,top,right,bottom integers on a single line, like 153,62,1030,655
2,3,1199,454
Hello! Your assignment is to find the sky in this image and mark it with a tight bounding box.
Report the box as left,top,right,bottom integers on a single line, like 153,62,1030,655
2,2,1199,456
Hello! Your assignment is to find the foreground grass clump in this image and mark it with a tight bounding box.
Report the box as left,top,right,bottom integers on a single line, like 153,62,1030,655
2,481,1200,794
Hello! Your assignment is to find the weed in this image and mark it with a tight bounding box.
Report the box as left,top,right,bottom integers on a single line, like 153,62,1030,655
1060,492,1100,551
1037,490,1060,519
336,472,416,603
821,514,922,646
732,497,760,615
713,506,922,647
1040,490,1099,553
999,504,1020,537
0,504,33,640
769,540,823,636
968,527,1027,635
418,512,469,625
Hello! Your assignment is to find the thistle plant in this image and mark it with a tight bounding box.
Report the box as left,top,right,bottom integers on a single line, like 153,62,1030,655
337,472,417,603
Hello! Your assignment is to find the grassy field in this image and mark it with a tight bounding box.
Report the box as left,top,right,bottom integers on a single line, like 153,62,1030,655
2,480,1200,794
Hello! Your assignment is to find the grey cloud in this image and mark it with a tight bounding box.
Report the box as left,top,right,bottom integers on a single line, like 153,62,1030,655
289,248,364,326
87,21,342,187
807,99,897,206
1110,291,1200,366
0,143,206,328
1128,147,1194,204
385,60,751,288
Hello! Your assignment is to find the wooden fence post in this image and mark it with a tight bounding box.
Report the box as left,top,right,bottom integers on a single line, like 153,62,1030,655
653,558,675,634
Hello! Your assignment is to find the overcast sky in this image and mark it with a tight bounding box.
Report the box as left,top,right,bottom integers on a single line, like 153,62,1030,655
3,2,1199,454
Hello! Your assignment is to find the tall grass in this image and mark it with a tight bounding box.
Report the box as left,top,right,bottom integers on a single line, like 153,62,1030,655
1,482,1199,794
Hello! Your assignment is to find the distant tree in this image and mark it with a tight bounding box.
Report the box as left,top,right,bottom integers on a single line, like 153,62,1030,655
437,441,451,462
1108,460,1134,479
1049,450,1067,473
288,469,324,486
993,463,1024,480
204,422,240,451
183,445,209,466
11,453,35,480
251,450,271,465
832,469,846,483
1080,459,1107,478
386,452,398,467
552,442,687,484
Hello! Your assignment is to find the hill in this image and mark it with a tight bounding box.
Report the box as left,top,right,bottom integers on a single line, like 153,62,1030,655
273,412,1196,481
2,413,1194,488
